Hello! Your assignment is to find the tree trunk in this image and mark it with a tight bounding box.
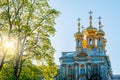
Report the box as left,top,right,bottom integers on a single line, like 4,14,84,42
14,57,20,80
0,56,5,70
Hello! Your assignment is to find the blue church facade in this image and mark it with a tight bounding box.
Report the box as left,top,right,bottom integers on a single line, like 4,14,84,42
55,12,113,80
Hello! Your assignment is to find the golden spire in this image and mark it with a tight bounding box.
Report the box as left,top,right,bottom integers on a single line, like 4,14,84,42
77,18,81,32
88,10,93,27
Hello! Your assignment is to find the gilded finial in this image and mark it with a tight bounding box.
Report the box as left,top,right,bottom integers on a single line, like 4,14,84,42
77,18,81,32
88,10,93,27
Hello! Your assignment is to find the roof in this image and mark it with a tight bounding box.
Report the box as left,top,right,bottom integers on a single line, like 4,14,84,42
60,48,106,59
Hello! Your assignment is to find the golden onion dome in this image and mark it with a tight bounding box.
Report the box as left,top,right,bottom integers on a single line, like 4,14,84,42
96,29,105,36
86,26,97,31
74,32,83,40
83,26,97,35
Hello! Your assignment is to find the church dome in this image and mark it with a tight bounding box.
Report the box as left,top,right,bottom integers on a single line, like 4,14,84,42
83,26,97,35
74,32,83,40
96,29,105,36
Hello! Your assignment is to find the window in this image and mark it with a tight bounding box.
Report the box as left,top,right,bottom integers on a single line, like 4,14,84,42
98,38,102,46
68,68,72,74
98,38,101,44
98,38,101,41
93,64,98,74
89,38,93,45
77,40,81,46
93,68,97,74
80,68,85,74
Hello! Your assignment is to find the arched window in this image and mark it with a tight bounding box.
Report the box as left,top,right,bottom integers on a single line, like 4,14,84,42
68,65,72,74
93,64,98,74
80,64,85,74
80,68,85,74
98,38,102,46
98,38,101,41
98,38,101,44
77,40,81,46
68,68,72,74
80,64,85,68
89,38,93,45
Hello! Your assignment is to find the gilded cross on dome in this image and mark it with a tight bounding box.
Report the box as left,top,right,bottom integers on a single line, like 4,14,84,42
89,10,93,16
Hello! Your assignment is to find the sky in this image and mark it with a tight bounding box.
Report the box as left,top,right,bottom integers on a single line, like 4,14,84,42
49,0,120,74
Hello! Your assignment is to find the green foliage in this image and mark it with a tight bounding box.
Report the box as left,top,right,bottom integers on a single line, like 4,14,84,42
0,0,59,80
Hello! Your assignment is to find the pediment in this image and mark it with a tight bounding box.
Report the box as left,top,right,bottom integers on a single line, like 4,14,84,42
77,52,88,57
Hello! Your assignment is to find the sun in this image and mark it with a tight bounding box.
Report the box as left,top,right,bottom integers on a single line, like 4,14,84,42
0,35,17,55
5,41,14,49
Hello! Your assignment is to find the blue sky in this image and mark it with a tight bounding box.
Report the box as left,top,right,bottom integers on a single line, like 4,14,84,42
49,0,120,74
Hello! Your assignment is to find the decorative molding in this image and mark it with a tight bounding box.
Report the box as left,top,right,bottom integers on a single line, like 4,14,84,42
68,65,72,69
77,52,87,57
80,64,85,68
62,64,66,67
74,63,78,66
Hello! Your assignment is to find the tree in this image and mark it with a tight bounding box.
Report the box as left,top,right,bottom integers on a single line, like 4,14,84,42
0,0,59,80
